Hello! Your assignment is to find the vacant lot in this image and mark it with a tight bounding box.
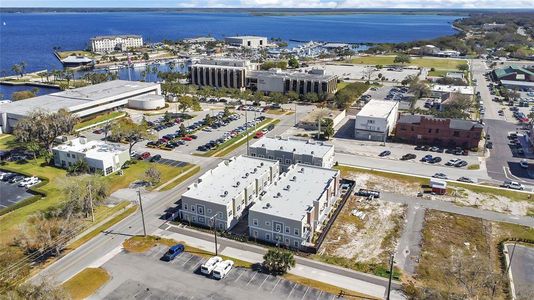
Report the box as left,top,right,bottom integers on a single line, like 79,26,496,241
411,210,534,299
316,195,405,278
349,55,466,70
336,165,534,216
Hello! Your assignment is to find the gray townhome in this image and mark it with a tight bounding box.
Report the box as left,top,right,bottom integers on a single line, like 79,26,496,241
248,137,335,172
180,155,279,231
248,164,340,250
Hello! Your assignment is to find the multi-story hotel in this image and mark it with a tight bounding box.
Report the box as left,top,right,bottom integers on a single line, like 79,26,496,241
90,35,143,53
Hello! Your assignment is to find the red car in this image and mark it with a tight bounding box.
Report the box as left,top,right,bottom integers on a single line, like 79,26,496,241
182,136,193,141
254,131,264,139
139,152,151,160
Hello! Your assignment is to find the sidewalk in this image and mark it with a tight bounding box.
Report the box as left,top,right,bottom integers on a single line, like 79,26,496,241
154,224,404,300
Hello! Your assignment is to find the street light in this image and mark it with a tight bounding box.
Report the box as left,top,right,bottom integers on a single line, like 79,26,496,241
209,213,219,256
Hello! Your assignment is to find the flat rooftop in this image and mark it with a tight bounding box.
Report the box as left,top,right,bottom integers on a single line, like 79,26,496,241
357,99,398,118
300,107,344,123
250,137,333,158
226,36,266,40
431,84,474,95
250,164,339,221
0,80,159,116
53,138,126,159
183,156,278,206
92,35,142,40
250,70,336,81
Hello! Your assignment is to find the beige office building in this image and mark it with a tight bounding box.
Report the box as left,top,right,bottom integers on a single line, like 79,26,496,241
189,58,258,90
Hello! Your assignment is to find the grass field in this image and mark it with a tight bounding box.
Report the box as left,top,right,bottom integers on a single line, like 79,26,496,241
62,267,110,299
57,50,96,59
75,111,126,130
0,134,18,150
349,55,466,70
414,210,534,299
155,164,200,192
336,81,350,90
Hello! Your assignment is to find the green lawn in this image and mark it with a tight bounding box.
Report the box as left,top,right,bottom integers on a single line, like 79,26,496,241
349,55,466,70
0,134,18,150
62,267,110,299
57,50,97,59
156,164,200,192
336,81,350,90
75,111,126,130
427,69,448,77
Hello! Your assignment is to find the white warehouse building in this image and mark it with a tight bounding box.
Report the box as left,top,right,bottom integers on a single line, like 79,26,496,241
180,156,280,230
354,99,399,141
90,35,143,53
52,137,130,176
248,164,340,250
249,137,335,172
225,36,268,48
0,80,163,133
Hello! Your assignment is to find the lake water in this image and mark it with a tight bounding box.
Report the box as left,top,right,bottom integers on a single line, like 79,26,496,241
0,12,461,74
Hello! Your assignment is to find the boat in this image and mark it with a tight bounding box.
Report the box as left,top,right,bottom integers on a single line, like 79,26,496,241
108,65,121,71
131,62,147,68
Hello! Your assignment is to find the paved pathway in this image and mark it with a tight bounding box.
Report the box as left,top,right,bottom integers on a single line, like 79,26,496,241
394,203,425,275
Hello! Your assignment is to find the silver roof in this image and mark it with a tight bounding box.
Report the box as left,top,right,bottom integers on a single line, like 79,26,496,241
357,99,398,118
250,164,339,221
182,156,278,206
250,137,333,158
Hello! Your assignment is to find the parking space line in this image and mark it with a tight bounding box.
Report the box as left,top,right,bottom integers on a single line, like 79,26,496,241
257,274,268,289
151,247,166,258
246,272,257,286
270,278,281,293
317,291,324,299
233,268,245,282
286,282,296,299
300,286,310,300
190,259,203,271
182,255,194,266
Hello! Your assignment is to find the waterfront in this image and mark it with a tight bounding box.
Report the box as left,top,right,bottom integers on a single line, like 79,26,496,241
0,12,460,74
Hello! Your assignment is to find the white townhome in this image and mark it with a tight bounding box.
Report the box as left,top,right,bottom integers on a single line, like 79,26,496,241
52,137,129,176
249,137,335,172
180,156,279,230
248,164,340,250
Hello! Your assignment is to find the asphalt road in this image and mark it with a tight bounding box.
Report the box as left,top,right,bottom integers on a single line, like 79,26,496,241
505,243,534,299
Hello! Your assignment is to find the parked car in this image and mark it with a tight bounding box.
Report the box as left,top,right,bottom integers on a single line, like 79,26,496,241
445,158,461,166
502,181,524,190
430,157,442,164
432,173,448,179
139,152,151,160
378,150,391,157
420,154,433,162
9,175,25,184
454,160,468,168
18,176,39,187
400,153,416,160
254,131,264,138
2,173,16,182
161,244,185,262
212,260,234,280
201,256,223,275
150,154,162,162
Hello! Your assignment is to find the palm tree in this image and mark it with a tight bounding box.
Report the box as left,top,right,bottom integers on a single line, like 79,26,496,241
262,249,295,275
11,64,22,77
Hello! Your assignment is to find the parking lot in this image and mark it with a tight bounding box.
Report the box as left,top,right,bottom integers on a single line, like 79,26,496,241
157,158,188,168
312,63,419,83
95,246,338,300
0,179,34,209
362,85,412,110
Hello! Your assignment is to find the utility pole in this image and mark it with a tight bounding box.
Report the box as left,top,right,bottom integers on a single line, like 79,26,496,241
245,111,249,155
88,183,95,223
294,102,297,125
210,214,218,255
386,254,395,300
137,190,147,237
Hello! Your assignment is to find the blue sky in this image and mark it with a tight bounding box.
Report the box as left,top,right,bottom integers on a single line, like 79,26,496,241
1,0,533,8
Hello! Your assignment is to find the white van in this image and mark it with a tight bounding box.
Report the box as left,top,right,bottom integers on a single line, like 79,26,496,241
201,256,222,275
212,260,234,280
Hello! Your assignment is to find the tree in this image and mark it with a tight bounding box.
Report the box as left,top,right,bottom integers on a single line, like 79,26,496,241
321,118,334,139
62,175,109,221
457,63,469,72
66,159,90,175
110,118,154,156
303,92,319,103
394,53,411,65
177,95,194,113
14,109,78,157
223,106,231,118
262,249,295,275
204,114,214,126
286,91,299,102
144,166,161,186
11,90,36,101
288,57,299,68
142,52,149,60
11,62,26,77
178,123,187,137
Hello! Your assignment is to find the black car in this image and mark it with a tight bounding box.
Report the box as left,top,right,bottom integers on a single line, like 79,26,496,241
197,145,207,151
150,154,162,162
401,153,416,160
2,173,16,182
430,156,442,164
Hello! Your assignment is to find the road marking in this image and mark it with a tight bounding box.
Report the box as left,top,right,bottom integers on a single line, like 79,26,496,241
317,291,324,299
233,268,245,282
300,286,310,300
190,259,203,271
258,274,269,289
182,255,194,266
246,272,257,286
286,282,296,299
270,277,281,293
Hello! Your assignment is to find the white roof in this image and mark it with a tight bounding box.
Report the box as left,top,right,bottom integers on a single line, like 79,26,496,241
226,36,267,40
357,99,399,119
250,137,333,158
250,164,339,221
183,156,278,205
431,85,474,95
53,138,126,161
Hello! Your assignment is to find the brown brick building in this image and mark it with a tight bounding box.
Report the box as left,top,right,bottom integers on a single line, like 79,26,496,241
395,115,483,148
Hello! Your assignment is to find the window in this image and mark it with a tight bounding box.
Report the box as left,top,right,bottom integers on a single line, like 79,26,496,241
265,221,270,226
218,223,223,230
218,212,223,218
192,216,196,222
228,210,233,217
191,206,196,212
428,129,432,133
259,155,264,158
197,206,204,215
253,230,258,237
236,205,241,211
274,223,282,232
253,219,258,226
66,153,70,158
198,216,205,224
183,204,188,210
268,156,274,160
265,233,270,240
207,208,212,214
285,159,291,164
294,228,299,236
294,241,299,247
367,120,375,124
453,131,460,137
251,153,256,157
297,160,301,163
285,238,289,245
285,226,290,234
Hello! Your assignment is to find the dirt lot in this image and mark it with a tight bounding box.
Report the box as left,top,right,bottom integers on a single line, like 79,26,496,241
409,210,534,299
315,194,406,278
340,167,534,216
